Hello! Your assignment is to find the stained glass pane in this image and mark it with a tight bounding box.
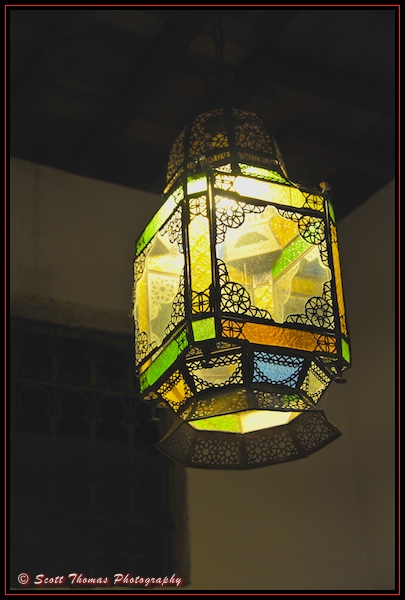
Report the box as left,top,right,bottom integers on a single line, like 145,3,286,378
187,353,242,390
190,410,299,434
140,329,188,392
234,176,305,209
189,209,212,312
134,209,185,357
238,164,288,183
221,319,337,354
136,186,183,256
190,414,241,433
192,318,216,342
331,223,348,336
341,339,350,363
253,353,304,386
158,370,192,412
216,200,331,326
187,174,207,195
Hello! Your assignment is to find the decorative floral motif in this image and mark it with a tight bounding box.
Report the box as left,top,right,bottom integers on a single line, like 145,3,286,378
218,259,272,320
216,197,265,244
298,215,325,245
286,281,335,330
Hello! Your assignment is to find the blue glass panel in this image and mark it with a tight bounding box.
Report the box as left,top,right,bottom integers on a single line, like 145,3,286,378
253,353,304,386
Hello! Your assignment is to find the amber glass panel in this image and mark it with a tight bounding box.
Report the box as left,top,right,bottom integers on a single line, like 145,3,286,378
221,319,337,354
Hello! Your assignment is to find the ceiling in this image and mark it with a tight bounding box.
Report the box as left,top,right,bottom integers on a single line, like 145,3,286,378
8,7,397,220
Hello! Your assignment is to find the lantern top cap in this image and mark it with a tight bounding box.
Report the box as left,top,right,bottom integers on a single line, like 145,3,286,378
166,107,288,186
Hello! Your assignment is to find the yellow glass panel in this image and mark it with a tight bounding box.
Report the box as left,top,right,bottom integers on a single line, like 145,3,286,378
189,213,212,298
187,174,207,195
331,224,347,336
290,276,321,296
134,272,148,333
158,371,192,412
234,177,305,209
253,284,274,315
190,409,300,434
270,213,298,246
239,410,299,432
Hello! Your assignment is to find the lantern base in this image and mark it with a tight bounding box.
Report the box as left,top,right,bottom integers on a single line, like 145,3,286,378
157,410,341,470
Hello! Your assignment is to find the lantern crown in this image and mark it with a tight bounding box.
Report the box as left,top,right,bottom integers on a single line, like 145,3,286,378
166,107,288,191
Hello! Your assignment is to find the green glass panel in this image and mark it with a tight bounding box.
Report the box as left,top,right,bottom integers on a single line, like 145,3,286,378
187,173,207,195
341,338,350,364
272,236,312,278
140,329,188,392
239,163,288,184
191,413,241,433
328,201,336,223
192,317,216,342
136,186,184,256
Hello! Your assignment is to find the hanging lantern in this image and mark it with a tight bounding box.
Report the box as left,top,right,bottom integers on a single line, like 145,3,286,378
132,107,351,469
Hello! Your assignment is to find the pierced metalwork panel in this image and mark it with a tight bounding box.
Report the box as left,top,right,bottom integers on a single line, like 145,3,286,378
158,411,341,470
10,318,188,583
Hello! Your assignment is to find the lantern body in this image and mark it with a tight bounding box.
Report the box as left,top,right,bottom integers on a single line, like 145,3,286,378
133,108,350,469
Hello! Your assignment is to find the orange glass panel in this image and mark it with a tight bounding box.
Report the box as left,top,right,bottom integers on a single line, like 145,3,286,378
221,319,337,353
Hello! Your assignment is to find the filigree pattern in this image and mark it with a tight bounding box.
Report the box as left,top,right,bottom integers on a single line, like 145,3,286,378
255,390,313,411
191,290,210,312
253,353,304,387
160,424,194,463
166,127,185,183
300,363,330,403
214,173,236,193
277,208,302,222
294,411,337,451
134,321,157,366
298,215,325,245
189,389,249,419
313,334,337,354
134,241,153,282
191,438,240,467
246,430,299,465
218,259,272,320
216,197,265,244
286,281,335,330
232,109,274,155
303,192,324,211
189,196,208,220
161,206,183,253
164,270,186,337
221,319,246,340
158,371,192,412
187,353,243,393
189,110,228,159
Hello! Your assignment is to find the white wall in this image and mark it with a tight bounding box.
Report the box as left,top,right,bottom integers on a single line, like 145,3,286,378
10,158,162,332
10,158,396,590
